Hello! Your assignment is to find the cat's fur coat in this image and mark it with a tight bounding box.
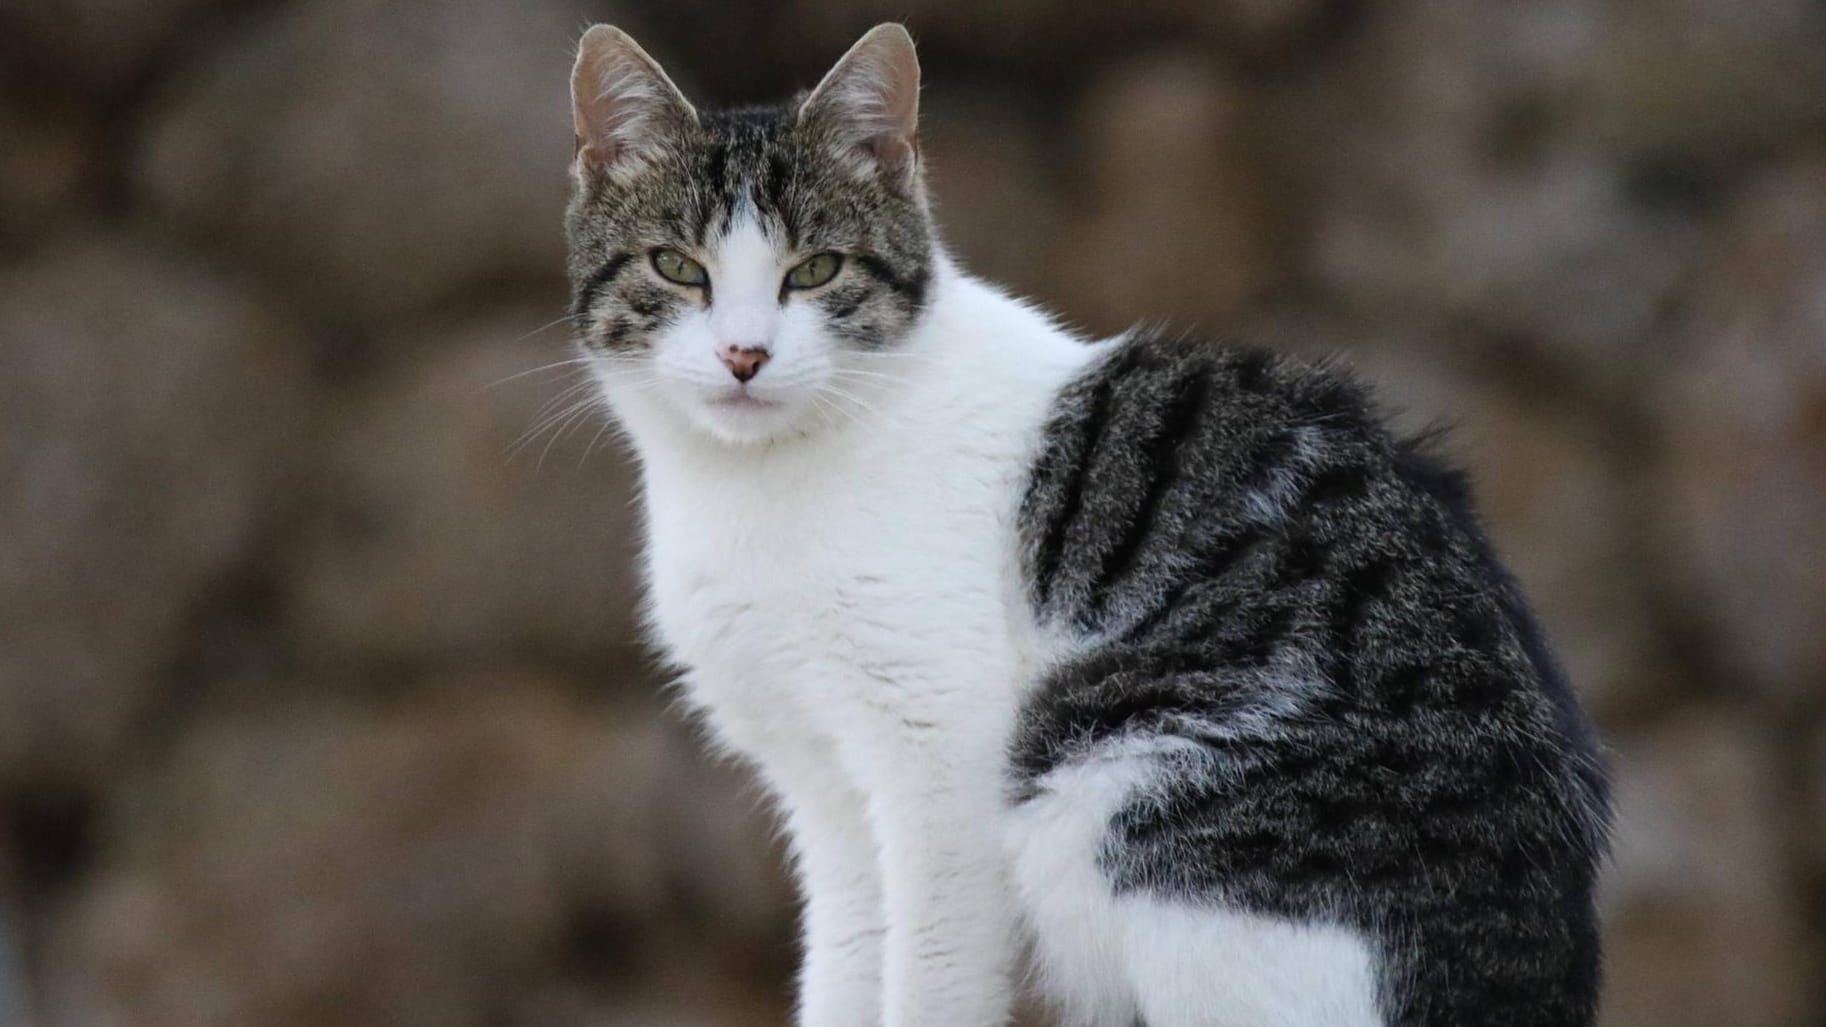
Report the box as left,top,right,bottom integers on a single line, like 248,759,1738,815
564,23,1609,1027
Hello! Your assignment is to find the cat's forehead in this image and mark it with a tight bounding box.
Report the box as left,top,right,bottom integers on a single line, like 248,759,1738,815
683,104,826,247
580,101,873,251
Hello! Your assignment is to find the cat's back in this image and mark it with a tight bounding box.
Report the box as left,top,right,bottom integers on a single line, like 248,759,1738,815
1006,332,1609,1025
1015,332,1603,768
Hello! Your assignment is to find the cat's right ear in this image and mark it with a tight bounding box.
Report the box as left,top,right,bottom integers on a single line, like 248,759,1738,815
571,25,695,175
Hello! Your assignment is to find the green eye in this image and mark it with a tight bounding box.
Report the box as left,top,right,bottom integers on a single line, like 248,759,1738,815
786,252,843,290
652,248,708,286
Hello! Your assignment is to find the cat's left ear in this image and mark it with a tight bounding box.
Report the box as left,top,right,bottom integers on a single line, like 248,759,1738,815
798,24,921,194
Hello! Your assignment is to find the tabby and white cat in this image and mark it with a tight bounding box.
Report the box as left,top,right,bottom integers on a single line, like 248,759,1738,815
564,23,1609,1027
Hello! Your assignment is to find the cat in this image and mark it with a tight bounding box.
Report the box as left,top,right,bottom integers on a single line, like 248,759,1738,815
563,22,1609,1027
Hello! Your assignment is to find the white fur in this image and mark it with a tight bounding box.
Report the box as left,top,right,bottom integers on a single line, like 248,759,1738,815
586,237,1385,1025
1009,741,1383,1027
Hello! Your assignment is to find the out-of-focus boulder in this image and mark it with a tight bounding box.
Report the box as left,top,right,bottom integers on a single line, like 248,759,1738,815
1600,709,1820,1027
1583,0,1826,167
37,682,793,1027
0,95,96,248
1052,53,1285,336
282,307,645,673
136,0,595,325
921,90,1069,307
0,234,314,789
0,0,218,94
1301,0,1699,381
1655,154,1826,702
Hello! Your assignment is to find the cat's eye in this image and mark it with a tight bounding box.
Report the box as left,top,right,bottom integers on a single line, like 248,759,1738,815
785,252,843,290
652,248,708,287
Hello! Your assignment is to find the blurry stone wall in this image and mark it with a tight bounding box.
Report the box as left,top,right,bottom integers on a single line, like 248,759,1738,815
2,1,1824,1024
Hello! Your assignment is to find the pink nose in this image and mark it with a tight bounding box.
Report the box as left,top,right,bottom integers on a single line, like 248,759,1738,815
719,345,770,383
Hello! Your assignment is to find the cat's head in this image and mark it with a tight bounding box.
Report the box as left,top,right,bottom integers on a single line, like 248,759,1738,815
565,24,933,445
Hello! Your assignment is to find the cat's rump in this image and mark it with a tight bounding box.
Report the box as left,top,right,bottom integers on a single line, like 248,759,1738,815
1007,334,1609,1026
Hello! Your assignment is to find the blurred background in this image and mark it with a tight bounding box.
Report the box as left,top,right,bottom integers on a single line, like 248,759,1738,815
2,0,1824,1024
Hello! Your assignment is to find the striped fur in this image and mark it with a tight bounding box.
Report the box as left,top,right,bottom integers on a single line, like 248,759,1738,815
1013,337,1610,1025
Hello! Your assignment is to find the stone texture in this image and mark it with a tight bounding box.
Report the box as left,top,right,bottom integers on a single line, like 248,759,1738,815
36,682,792,1027
0,899,23,1027
135,0,592,324
1656,154,1826,701
770,0,1330,68
1301,0,1699,381
1582,0,1826,166
0,235,314,789
1051,53,1284,336
0,0,218,94
1599,709,1819,1027
0,94,96,248
283,308,645,672
921,91,1068,306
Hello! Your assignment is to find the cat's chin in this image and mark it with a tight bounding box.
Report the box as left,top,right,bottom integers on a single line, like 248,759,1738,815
680,388,814,446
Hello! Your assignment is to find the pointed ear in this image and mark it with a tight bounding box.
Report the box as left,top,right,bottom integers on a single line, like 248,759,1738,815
571,25,695,174
798,24,921,192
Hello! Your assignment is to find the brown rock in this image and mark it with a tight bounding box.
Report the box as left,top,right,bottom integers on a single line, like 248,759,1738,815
283,307,645,674
1052,53,1283,336
922,90,1068,305
0,94,96,248
0,0,218,94
1584,0,1826,165
0,898,23,1026
1599,709,1819,1027
37,682,792,1027
775,0,1327,68
135,0,591,325
1302,0,1698,379
0,234,314,788
1656,155,1826,700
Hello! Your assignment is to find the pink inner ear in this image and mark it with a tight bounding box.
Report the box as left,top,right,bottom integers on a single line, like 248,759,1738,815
571,27,694,171
870,133,915,169
801,26,921,181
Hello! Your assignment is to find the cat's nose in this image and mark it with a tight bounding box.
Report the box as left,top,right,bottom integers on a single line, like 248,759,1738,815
719,344,770,383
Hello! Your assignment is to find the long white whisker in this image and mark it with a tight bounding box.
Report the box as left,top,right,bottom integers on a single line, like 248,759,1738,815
507,389,602,460
819,383,888,422
536,398,604,470
516,384,598,442
484,354,594,390
827,367,908,384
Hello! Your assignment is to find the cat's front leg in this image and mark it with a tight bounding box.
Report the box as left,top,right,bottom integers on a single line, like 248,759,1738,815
864,744,1019,1027
778,772,886,1027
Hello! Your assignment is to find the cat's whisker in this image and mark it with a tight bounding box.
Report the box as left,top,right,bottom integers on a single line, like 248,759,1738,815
509,314,583,347
526,377,596,414
535,397,606,470
827,367,908,386
506,390,603,462
579,413,627,467
510,392,592,451
505,379,596,440
818,384,897,428
483,353,595,391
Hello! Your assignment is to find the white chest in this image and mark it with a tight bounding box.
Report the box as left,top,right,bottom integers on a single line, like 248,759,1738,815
637,425,1032,751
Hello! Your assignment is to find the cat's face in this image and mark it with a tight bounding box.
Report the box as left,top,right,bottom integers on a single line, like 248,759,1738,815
565,25,932,445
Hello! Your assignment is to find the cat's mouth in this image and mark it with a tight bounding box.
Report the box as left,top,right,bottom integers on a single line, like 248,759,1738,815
707,390,782,411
